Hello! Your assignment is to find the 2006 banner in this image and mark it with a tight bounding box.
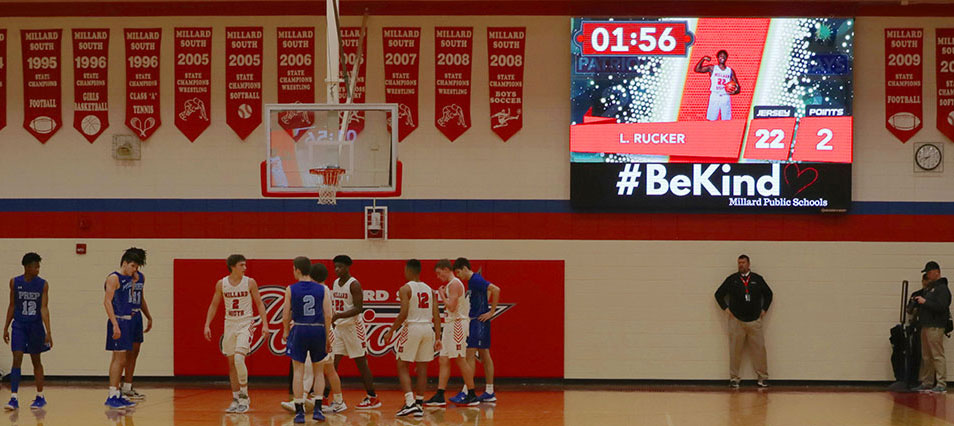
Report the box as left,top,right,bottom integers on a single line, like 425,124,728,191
173,258,564,378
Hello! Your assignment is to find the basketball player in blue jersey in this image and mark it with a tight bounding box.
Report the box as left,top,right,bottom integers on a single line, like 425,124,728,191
2,253,51,411
122,256,153,401
103,248,146,410
451,258,501,404
283,257,336,424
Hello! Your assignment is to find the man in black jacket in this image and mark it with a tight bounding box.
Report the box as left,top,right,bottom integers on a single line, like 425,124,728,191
714,254,773,389
913,261,950,393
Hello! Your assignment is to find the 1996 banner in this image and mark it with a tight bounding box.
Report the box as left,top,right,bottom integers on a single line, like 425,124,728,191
174,259,564,378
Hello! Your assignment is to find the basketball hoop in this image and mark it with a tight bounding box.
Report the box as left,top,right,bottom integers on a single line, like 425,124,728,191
309,167,346,205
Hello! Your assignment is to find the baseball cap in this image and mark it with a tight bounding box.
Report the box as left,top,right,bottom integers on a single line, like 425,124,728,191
922,261,941,273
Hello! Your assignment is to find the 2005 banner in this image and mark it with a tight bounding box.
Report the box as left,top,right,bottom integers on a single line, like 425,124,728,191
173,258,564,378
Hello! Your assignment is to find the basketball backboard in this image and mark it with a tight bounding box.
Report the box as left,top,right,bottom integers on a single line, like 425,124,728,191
261,103,401,198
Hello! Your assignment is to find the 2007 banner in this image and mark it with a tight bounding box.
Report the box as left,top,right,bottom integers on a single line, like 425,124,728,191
382,27,421,141
173,258,564,378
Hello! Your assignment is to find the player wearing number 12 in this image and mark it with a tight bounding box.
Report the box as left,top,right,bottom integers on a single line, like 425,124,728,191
383,259,442,417
3,252,52,411
694,50,741,121
203,254,270,413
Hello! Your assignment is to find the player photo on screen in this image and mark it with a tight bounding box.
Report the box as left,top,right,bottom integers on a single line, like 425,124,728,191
569,17,854,212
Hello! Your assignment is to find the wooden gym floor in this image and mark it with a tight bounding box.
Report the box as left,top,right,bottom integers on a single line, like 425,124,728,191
3,382,954,425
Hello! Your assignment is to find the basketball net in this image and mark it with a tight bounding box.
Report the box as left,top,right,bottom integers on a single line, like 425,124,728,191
310,167,346,205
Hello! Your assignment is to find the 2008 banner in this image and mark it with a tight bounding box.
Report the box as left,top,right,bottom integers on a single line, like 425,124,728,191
173,258,564,378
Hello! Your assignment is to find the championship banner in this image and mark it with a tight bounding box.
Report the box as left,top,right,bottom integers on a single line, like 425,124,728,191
382,27,420,141
276,27,315,141
72,29,109,143
434,27,473,142
487,27,525,141
884,28,923,143
339,27,367,135
0,30,7,132
937,29,954,143
21,29,62,143
174,258,564,378
125,28,162,141
225,27,263,140
174,27,212,142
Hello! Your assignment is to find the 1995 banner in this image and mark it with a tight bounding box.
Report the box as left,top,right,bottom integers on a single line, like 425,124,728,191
174,258,564,378
571,162,851,211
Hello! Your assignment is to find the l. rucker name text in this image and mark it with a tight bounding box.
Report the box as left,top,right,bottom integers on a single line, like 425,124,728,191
619,132,686,144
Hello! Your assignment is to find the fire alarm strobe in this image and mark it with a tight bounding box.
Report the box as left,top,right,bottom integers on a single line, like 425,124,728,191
364,205,388,240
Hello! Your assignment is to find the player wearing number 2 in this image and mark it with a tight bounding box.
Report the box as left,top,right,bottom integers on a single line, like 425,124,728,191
3,252,52,411
695,50,741,121
203,254,270,413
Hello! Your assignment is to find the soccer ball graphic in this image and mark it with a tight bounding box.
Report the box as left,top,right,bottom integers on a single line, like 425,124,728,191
888,112,920,131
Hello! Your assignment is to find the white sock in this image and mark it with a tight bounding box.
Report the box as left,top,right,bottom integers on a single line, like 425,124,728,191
122,382,132,392
108,387,119,398
294,398,304,404
404,392,415,406
334,393,343,404
36,392,43,398
232,391,240,399
461,385,468,393
486,384,494,394
10,393,17,399
240,386,248,397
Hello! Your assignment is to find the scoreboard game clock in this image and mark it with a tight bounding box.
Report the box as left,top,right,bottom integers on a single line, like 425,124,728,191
570,17,855,212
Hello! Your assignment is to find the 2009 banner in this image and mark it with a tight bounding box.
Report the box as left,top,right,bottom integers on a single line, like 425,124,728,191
884,28,923,143
225,27,263,140
125,28,162,141
72,29,109,143
173,258,564,378
435,27,473,142
21,29,62,143
382,27,420,141
174,28,212,142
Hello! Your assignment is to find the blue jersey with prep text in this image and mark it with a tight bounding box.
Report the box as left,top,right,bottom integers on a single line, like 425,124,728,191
467,273,491,318
129,272,145,311
106,272,135,317
291,281,325,324
13,275,45,322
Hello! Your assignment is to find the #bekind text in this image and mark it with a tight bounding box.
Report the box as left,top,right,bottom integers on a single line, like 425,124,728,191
645,164,779,197
620,132,686,144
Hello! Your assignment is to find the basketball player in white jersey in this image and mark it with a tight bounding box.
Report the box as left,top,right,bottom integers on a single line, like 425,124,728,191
324,255,381,409
383,259,441,417
203,254,270,413
694,50,740,121
425,259,479,406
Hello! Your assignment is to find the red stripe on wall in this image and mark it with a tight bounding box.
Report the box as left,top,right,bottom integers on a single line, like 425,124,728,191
0,211,951,242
